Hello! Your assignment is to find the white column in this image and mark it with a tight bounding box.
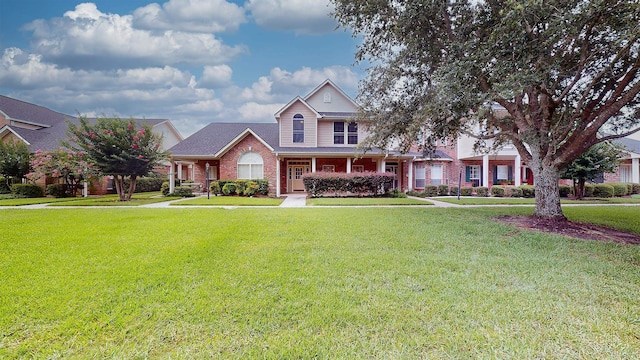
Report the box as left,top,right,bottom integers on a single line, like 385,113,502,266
407,160,414,191
169,161,175,194
632,158,640,183
482,154,489,187
83,181,88,197
276,155,281,197
381,159,387,172
346,158,352,173
514,155,522,187
177,163,183,181
312,157,316,173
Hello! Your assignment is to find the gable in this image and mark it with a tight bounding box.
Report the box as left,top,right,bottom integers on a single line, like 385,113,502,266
304,81,358,113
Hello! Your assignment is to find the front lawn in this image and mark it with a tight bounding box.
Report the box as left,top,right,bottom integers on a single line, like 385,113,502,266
50,192,171,206
434,196,640,205
0,196,81,206
1,207,638,358
307,197,431,206
172,195,284,206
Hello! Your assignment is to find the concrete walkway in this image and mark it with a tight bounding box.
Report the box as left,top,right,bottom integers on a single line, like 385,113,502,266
279,193,307,208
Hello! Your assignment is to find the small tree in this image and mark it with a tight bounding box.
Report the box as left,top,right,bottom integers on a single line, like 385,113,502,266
0,141,31,186
66,116,168,201
561,142,623,199
28,149,98,197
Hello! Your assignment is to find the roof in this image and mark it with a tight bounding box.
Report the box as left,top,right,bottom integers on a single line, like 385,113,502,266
0,95,69,127
615,136,640,155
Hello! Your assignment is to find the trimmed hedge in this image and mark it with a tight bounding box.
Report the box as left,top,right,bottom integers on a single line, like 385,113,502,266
210,180,269,196
584,183,595,197
460,187,473,196
0,177,10,194
172,186,195,197
509,187,523,198
593,184,614,198
303,172,395,197
558,184,572,198
491,185,505,197
46,184,71,198
610,183,628,197
437,185,449,196
11,184,44,198
520,185,535,198
474,186,489,197
423,185,438,197
632,183,640,195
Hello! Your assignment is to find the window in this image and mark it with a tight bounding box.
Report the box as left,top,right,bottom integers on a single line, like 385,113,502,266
322,165,335,172
237,152,263,179
620,165,632,183
353,165,364,172
466,165,481,186
431,164,443,185
415,164,426,188
496,165,509,181
348,122,358,144
293,114,304,143
333,122,344,144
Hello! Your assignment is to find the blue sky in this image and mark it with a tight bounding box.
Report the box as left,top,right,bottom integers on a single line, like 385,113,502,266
0,0,362,136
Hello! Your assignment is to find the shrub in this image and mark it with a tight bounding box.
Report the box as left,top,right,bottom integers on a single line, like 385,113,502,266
11,183,44,198
210,181,221,195
234,180,248,195
172,186,195,197
584,183,595,197
303,172,395,197
520,185,535,198
222,182,237,195
46,184,71,198
593,184,614,198
626,183,634,195
387,188,407,198
423,185,438,197
256,180,269,195
407,190,427,198
610,183,628,197
437,185,449,196
131,177,165,193
491,185,505,197
474,186,489,197
558,184,572,198
509,187,523,198
161,181,170,196
243,181,259,196
632,183,640,194
460,186,473,196
0,177,10,194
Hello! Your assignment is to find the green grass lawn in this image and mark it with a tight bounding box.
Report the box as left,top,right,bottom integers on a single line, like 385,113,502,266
0,196,81,206
1,207,639,358
307,197,431,206
433,196,640,205
172,195,284,206
50,192,171,206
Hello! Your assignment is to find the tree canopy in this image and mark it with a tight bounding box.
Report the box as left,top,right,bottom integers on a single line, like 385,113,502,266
332,0,640,219
561,142,624,199
28,149,98,197
66,116,168,201
0,141,31,185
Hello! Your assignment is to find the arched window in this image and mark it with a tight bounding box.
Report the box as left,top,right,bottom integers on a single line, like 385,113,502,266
237,151,264,179
293,114,304,143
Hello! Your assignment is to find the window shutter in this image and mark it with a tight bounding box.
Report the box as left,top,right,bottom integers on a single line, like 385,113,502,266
465,166,470,182
493,166,498,184
480,166,483,186
508,166,513,181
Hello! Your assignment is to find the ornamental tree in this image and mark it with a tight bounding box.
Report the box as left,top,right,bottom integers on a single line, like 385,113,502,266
27,149,98,197
65,116,168,201
561,142,624,199
332,0,640,220
0,141,31,186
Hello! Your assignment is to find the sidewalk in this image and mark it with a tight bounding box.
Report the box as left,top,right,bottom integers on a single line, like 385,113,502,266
279,193,307,207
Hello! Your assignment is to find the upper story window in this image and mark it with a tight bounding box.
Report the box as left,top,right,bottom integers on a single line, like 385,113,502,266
293,114,304,143
347,122,358,144
333,121,345,144
237,151,263,180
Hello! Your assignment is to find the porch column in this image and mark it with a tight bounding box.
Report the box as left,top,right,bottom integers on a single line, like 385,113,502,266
312,157,316,173
407,159,414,191
169,161,175,194
83,181,88,197
633,158,640,183
514,155,522,186
482,155,489,187
346,158,352,173
177,163,182,181
380,159,387,172
276,155,281,197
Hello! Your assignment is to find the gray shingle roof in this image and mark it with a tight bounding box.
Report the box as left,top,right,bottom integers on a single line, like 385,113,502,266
615,137,640,155
169,122,279,156
0,95,70,127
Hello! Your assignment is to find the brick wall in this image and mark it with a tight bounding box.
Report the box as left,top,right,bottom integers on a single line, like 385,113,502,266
218,134,278,194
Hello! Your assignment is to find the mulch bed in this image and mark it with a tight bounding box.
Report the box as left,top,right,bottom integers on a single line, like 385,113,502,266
495,216,640,245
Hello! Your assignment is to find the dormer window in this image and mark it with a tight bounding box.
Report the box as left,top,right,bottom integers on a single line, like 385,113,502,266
293,114,304,143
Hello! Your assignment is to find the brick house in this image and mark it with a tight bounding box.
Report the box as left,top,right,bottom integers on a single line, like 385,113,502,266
0,95,183,194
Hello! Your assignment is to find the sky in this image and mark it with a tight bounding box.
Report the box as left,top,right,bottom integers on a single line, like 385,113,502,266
0,0,363,137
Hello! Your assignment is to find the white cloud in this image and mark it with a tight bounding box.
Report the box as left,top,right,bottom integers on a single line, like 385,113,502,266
237,102,283,121
133,0,246,33
24,3,246,70
245,0,336,35
198,65,233,88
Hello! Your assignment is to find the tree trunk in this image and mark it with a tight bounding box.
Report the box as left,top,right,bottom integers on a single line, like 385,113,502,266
576,178,586,200
126,176,137,201
531,161,566,220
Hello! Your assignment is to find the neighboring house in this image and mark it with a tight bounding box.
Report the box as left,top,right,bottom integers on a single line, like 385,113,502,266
169,80,453,196
0,95,183,193
605,137,640,184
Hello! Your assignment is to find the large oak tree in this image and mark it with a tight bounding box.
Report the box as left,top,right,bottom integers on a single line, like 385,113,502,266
332,0,640,219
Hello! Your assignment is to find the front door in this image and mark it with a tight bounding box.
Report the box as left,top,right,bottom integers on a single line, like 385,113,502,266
289,165,310,192
385,164,399,189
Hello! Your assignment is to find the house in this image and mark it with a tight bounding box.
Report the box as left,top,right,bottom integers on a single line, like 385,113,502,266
605,136,640,184
0,95,183,193
168,80,453,196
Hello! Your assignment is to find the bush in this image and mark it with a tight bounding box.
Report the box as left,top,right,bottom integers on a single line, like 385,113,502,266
256,180,269,195
610,183,628,197
437,185,449,196
491,185,505,197
243,181,259,196
386,188,408,198
172,186,195,197
303,172,395,197
520,185,535,198
210,181,221,195
11,183,44,198
46,184,71,198
423,185,438,197
222,182,237,195
0,177,10,194
133,177,165,193
632,183,640,195
474,186,489,197
584,183,595,197
593,184,614,198
407,190,427,197
161,182,170,196
509,187,523,198
626,183,634,195
558,184,572,198
460,186,473,196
